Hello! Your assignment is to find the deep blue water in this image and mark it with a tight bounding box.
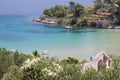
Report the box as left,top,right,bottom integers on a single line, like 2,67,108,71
0,15,120,59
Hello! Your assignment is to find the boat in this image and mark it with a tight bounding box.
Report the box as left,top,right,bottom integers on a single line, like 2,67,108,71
65,26,73,29
42,50,49,55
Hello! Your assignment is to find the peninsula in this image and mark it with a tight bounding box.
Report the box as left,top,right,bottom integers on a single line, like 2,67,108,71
34,0,120,29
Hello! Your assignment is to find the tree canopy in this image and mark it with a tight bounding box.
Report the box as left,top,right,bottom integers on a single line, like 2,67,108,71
43,5,67,18
74,3,84,17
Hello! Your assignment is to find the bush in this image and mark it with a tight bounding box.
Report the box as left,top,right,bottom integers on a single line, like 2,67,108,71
1,48,120,80
43,5,67,18
2,66,22,80
79,19,89,27
0,48,32,79
70,18,78,25
90,22,97,27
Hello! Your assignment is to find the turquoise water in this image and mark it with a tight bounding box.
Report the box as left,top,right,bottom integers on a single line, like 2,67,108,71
0,15,120,59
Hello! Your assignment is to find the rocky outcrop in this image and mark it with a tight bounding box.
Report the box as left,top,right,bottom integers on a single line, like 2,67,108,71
96,19,110,28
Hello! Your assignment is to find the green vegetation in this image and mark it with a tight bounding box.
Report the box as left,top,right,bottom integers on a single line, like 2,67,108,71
69,1,75,14
0,48,32,79
0,48,120,80
43,5,67,18
40,0,120,28
73,3,84,17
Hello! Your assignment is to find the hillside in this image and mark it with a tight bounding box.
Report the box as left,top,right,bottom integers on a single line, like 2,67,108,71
35,0,120,29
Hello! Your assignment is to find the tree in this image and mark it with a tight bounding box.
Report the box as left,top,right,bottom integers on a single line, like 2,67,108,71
14,51,32,66
2,66,22,80
54,5,67,18
74,3,84,17
0,48,32,79
32,50,40,57
43,5,67,18
61,57,79,65
0,48,14,78
81,68,97,80
114,1,120,24
70,18,78,25
94,3,104,11
43,9,52,17
69,1,75,13
80,19,89,27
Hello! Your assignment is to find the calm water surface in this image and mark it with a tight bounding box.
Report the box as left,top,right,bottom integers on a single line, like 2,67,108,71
0,15,120,59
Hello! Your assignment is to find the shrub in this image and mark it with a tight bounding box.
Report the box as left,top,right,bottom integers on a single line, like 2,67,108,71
90,22,97,27
70,18,78,25
79,19,89,27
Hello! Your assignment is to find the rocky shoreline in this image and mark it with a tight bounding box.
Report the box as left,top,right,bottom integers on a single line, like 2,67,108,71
33,18,120,29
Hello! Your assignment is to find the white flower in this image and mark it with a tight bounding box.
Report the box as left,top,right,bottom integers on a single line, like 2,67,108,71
42,68,48,72
48,72,57,76
30,58,40,64
42,68,57,77
24,59,30,63
114,4,119,7
52,62,59,66
58,66,63,71
21,58,40,69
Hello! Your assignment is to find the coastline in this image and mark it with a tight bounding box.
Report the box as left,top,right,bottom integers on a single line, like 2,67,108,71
33,18,120,29
1,15,120,60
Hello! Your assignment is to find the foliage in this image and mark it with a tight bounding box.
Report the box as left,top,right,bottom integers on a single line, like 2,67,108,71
98,62,106,71
80,59,88,64
21,56,82,80
79,19,89,27
0,48,32,79
13,51,32,67
2,65,22,80
42,0,120,27
114,1,120,24
84,5,96,15
81,68,98,80
94,3,104,11
69,1,75,13
60,63,82,80
70,18,78,25
90,22,97,27
61,57,79,65
0,48,120,80
32,50,40,57
112,56,120,70
0,48,14,78
21,57,63,80
74,3,84,17
43,5,67,18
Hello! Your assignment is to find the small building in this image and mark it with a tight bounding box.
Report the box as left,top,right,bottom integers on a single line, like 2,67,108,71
83,52,112,71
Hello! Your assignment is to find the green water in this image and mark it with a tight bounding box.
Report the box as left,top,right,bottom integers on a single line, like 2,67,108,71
0,15,120,59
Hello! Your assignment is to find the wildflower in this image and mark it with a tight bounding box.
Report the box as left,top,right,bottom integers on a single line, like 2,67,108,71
21,58,40,69
48,72,57,76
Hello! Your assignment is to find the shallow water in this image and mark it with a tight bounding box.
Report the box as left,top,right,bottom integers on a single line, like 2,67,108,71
0,15,120,59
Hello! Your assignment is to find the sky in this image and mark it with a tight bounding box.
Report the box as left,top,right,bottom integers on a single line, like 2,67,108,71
0,0,94,16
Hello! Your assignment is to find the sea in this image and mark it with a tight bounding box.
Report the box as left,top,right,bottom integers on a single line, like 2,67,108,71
0,15,120,59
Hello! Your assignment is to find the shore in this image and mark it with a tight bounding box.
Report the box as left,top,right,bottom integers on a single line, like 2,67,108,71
33,18,120,29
